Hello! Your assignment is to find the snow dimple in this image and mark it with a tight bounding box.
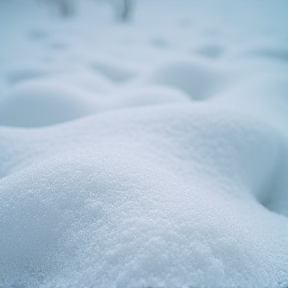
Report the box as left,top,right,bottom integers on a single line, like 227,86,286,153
7,68,49,85
245,48,288,62
27,29,49,41
259,146,288,218
194,44,224,59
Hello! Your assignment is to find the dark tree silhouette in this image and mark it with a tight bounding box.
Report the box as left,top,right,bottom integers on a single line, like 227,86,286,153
111,0,135,22
38,0,75,18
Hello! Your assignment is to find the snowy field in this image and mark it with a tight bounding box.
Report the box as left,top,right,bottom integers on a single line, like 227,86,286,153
1,0,288,287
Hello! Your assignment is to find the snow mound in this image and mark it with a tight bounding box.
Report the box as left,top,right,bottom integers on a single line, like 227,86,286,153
90,61,136,82
142,60,224,101
0,81,97,127
110,85,191,108
1,105,288,288
0,79,192,128
47,69,114,93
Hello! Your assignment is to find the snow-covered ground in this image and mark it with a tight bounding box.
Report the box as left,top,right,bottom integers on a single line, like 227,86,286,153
1,0,288,287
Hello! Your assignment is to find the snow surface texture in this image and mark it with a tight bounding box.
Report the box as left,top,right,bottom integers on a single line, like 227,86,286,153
0,0,288,287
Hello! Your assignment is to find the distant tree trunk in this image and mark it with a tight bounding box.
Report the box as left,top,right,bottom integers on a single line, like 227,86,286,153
58,0,75,17
111,0,135,22
39,0,75,18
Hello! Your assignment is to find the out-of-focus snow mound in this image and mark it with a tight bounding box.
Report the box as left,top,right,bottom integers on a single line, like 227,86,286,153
1,0,288,287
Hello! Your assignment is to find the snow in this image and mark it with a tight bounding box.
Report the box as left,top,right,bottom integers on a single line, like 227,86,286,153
0,0,288,287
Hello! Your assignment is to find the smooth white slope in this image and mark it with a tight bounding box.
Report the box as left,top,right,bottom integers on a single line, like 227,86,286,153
1,104,288,288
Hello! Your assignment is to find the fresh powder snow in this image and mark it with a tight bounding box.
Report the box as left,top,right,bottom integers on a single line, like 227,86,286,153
0,0,288,287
